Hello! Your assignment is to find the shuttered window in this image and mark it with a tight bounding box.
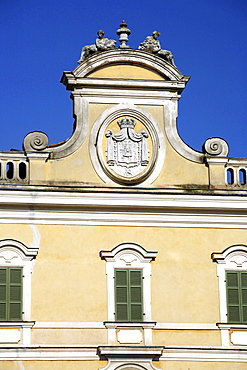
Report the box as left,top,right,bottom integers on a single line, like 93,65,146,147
115,269,143,322
226,271,247,324
0,267,22,321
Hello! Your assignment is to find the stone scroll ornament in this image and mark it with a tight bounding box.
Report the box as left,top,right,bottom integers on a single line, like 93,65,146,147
203,137,229,156
105,118,149,179
138,31,176,66
79,30,116,61
23,131,49,151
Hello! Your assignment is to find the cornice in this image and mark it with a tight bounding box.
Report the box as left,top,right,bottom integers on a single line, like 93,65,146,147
0,189,247,228
0,345,246,362
62,49,188,84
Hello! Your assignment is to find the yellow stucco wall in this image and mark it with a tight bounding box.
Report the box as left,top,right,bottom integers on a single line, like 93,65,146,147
42,102,208,186
0,361,106,370
87,64,167,80
156,362,247,370
1,223,247,347
2,223,247,325
153,330,220,346
31,328,107,345
1,361,246,370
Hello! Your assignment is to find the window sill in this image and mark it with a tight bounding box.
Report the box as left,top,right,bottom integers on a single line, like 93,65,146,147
104,321,156,329
0,322,35,345
0,321,35,328
217,323,247,330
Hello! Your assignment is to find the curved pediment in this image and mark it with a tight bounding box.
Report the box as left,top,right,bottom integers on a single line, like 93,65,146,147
70,49,188,82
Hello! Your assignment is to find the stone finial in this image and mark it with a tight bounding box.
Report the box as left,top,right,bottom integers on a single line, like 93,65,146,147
116,20,131,49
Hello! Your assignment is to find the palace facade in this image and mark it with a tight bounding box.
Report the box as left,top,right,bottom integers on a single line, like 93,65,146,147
0,23,247,369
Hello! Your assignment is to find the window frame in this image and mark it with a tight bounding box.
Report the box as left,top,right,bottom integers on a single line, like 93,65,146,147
212,245,247,324
100,243,157,322
0,239,38,322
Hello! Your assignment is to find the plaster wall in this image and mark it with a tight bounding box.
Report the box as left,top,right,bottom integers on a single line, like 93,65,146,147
153,330,220,346
1,224,246,324
156,362,247,370
0,361,106,370
43,100,208,186
31,328,107,345
87,64,166,80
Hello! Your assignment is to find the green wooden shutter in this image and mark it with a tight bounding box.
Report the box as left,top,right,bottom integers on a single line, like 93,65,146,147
115,269,143,322
115,270,128,321
0,268,7,321
241,272,247,323
226,271,240,323
129,270,143,322
226,271,247,324
9,268,22,321
0,267,22,321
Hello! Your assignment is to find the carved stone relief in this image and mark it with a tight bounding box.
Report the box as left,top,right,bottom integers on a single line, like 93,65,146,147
99,115,153,184
90,104,165,186
105,117,149,179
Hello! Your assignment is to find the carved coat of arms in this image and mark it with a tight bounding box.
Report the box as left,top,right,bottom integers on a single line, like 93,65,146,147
105,117,149,178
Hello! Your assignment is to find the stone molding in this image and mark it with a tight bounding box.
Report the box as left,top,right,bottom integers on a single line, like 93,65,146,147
1,189,247,228
98,346,162,370
90,104,165,186
65,49,188,82
0,239,39,260
100,243,157,324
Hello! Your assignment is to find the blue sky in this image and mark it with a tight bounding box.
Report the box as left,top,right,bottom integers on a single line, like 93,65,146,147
0,0,246,157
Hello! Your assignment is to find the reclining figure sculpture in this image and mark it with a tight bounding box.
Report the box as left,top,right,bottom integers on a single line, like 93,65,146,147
138,31,175,66
79,30,116,62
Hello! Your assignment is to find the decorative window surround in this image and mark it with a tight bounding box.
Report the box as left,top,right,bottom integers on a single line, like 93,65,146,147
212,245,247,346
0,239,39,345
98,345,162,370
104,322,156,346
0,321,35,345
100,243,157,345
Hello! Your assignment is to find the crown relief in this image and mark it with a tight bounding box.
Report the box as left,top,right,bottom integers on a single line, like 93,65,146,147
229,256,247,268
120,254,138,266
0,250,19,263
212,245,247,267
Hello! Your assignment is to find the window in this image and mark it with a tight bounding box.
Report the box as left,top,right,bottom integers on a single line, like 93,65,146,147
100,243,157,322
212,245,247,324
212,246,247,346
115,269,143,322
0,267,23,321
226,271,247,324
0,239,39,322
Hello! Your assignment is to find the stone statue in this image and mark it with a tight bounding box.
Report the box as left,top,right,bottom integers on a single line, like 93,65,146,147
79,30,116,62
138,31,175,66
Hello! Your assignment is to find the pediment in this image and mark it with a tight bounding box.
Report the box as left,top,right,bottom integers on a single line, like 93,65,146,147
69,49,188,82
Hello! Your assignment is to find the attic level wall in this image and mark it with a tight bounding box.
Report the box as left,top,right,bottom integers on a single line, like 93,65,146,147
39,102,208,187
